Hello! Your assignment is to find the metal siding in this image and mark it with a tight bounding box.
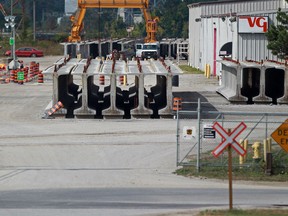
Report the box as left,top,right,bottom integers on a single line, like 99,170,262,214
196,17,234,74
188,6,202,67
205,19,215,69
200,0,283,17
238,12,279,62
238,34,268,61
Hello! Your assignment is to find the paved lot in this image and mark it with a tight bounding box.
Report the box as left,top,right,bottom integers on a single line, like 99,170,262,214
0,56,288,215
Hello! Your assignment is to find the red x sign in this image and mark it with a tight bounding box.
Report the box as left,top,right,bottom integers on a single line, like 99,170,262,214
212,122,247,157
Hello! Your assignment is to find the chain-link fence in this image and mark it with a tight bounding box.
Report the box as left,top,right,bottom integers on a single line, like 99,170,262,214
176,100,288,174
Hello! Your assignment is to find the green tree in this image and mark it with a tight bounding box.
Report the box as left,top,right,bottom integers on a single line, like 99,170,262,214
131,22,146,38
156,0,211,39
110,16,128,38
266,0,288,59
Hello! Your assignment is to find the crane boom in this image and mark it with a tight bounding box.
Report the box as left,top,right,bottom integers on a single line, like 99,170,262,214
68,7,87,42
68,0,158,43
78,0,148,8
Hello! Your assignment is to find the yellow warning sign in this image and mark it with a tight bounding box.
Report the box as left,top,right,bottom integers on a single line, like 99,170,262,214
271,119,288,153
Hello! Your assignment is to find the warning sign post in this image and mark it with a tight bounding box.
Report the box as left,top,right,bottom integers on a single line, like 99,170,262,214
212,121,247,210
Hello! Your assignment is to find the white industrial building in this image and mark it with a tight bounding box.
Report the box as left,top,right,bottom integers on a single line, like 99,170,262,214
188,0,288,77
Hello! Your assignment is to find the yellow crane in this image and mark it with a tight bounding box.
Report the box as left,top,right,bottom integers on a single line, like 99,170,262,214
68,0,159,43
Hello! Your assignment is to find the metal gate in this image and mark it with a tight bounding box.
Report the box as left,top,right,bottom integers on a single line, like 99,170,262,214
176,99,288,172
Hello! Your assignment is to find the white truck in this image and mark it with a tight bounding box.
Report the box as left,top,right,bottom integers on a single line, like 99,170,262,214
135,43,143,58
136,42,160,60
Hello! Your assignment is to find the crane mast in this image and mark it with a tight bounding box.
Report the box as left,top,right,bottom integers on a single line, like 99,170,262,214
68,0,158,43
142,8,159,43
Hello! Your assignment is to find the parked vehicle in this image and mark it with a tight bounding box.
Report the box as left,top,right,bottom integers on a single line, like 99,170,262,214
140,42,160,60
135,43,143,58
5,47,44,57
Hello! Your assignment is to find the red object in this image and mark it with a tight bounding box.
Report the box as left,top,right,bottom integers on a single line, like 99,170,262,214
5,47,44,57
213,28,217,77
212,122,247,157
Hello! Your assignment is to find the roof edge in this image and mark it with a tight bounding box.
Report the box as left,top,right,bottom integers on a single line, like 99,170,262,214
188,0,269,8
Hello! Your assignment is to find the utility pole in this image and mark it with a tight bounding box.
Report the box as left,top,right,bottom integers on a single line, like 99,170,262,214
98,1,102,57
5,15,17,69
11,0,15,68
33,0,36,41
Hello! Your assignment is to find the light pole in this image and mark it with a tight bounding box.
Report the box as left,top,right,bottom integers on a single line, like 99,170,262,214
98,2,102,57
4,15,17,70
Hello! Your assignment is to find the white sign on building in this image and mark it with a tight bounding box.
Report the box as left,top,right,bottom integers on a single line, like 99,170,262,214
238,16,269,33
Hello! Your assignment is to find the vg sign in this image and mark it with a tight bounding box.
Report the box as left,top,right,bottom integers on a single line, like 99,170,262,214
238,16,268,33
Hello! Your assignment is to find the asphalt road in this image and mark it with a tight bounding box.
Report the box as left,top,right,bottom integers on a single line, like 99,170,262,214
0,56,287,216
0,187,287,216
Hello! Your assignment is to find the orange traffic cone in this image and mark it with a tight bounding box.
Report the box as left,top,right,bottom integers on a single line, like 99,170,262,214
43,101,64,119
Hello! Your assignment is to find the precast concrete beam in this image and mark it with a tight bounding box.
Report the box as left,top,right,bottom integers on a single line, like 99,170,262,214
102,60,124,118
102,73,125,118
72,59,96,116
45,57,184,119
164,60,183,105
217,60,247,102
52,65,76,116
278,67,288,104
150,60,172,117
263,61,288,104
130,73,153,118
130,60,153,117
158,73,173,117
60,43,71,56
240,62,271,103
43,57,81,115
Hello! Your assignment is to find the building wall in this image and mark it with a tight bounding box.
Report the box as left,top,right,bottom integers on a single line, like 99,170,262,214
188,0,286,76
200,0,284,16
237,11,279,61
188,6,202,69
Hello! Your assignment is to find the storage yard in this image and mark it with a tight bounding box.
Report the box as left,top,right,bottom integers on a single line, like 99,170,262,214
1,0,288,215
0,56,288,216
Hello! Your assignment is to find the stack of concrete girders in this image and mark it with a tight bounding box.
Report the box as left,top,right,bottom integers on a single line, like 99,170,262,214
61,40,112,59
43,57,183,119
218,59,288,104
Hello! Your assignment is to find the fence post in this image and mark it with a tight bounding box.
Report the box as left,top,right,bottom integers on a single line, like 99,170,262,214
176,106,180,166
197,98,201,172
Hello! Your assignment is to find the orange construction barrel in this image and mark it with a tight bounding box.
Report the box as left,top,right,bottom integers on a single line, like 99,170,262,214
38,73,44,83
173,97,182,111
99,75,105,85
